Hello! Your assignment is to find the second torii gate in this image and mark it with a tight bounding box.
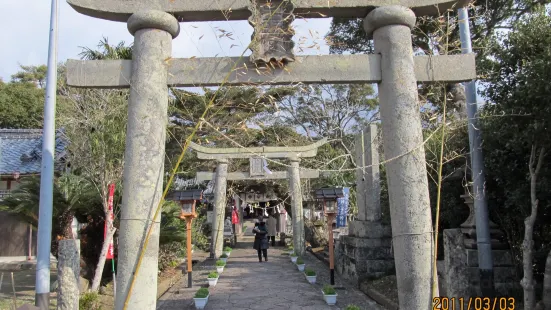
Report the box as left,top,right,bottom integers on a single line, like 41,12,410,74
190,139,327,258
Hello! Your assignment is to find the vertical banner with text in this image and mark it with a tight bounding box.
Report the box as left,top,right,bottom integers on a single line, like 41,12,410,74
104,183,115,259
336,187,350,228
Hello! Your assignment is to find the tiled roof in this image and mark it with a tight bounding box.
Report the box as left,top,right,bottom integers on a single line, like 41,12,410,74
0,129,68,175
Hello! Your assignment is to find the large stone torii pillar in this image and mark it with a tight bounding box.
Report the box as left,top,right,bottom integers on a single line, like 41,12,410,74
66,1,474,309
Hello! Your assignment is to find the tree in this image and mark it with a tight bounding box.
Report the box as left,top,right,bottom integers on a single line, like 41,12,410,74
0,175,102,257
480,7,551,306
11,65,48,88
57,38,132,292
79,37,133,60
0,81,44,128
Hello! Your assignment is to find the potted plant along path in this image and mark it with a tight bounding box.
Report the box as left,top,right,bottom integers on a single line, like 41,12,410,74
322,284,338,306
290,252,298,263
220,253,228,263
296,257,305,271
224,246,232,257
304,268,317,284
207,271,219,287
345,305,360,310
287,245,294,255
216,260,226,273
193,287,210,309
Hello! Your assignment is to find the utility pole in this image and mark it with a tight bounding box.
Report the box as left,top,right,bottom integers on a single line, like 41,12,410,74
457,7,495,296
35,0,59,308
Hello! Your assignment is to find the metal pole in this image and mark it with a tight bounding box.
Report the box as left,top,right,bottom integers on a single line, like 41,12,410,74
187,219,193,288
457,7,495,296
35,0,58,308
328,214,335,285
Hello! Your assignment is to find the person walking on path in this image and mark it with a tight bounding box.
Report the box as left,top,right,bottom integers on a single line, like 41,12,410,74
267,212,277,247
253,220,269,262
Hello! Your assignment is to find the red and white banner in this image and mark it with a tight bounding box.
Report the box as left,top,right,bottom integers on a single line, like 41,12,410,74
104,183,115,259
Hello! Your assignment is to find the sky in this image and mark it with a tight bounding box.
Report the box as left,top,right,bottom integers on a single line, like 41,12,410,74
0,1,332,82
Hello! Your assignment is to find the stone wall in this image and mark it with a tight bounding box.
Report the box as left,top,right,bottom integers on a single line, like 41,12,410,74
443,229,521,299
336,221,394,285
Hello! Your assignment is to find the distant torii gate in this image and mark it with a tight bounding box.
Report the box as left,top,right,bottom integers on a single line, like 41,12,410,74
190,139,327,258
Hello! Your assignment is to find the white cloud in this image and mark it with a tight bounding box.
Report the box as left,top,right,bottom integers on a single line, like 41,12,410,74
1,1,331,81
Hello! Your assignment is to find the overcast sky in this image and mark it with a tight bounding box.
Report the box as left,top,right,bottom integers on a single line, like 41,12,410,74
0,1,332,82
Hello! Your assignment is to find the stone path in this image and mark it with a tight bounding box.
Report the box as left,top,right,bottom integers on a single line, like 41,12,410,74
157,237,384,310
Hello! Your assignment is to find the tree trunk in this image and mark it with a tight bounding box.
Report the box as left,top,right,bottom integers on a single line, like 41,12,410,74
90,225,116,292
521,146,545,310
543,250,551,310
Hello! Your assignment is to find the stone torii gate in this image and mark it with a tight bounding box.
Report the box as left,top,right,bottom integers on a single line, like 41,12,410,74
65,0,475,309
190,139,327,258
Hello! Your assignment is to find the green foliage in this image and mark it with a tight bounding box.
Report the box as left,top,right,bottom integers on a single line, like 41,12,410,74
345,305,360,310
11,64,47,88
79,37,132,60
479,6,551,284
194,287,209,298
224,246,232,252
215,260,226,267
207,271,219,279
158,241,184,271
322,284,336,295
79,292,102,310
0,81,44,128
220,253,228,258
296,257,304,265
290,252,298,257
305,268,316,276
0,175,102,257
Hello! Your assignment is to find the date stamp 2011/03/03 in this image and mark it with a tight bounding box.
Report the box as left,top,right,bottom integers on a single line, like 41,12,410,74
433,297,516,310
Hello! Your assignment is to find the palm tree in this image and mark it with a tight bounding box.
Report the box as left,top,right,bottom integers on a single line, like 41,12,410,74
0,174,102,256
79,37,133,60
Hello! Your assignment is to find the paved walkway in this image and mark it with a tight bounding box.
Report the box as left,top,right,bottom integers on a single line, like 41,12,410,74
157,237,383,310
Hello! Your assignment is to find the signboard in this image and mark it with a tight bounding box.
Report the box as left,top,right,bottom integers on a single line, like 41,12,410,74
104,183,115,259
207,211,214,223
250,157,265,177
336,187,350,228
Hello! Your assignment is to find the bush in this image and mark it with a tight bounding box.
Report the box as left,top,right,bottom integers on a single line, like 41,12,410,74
322,284,336,295
215,260,226,267
305,268,316,276
290,252,298,257
194,287,209,298
207,271,219,279
224,246,232,252
220,253,228,258
79,292,102,310
158,241,184,271
345,305,360,310
296,257,304,265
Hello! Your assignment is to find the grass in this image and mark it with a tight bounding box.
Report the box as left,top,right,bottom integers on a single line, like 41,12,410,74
215,260,226,267
224,246,232,252
322,284,336,295
207,271,219,279
220,253,228,258
296,257,304,265
305,268,316,276
79,292,102,310
194,287,209,298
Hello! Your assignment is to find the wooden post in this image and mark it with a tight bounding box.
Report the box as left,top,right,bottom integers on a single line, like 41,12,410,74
328,214,335,285
186,218,193,288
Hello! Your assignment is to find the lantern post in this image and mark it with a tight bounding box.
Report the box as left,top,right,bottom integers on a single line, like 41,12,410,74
315,188,344,285
167,189,203,288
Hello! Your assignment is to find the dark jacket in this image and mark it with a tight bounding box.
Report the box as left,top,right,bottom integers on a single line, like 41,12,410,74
253,223,269,250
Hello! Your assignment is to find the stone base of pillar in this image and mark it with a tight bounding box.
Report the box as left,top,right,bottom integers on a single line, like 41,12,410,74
443,229,522,298
57,239,80,310
336,221,394,286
